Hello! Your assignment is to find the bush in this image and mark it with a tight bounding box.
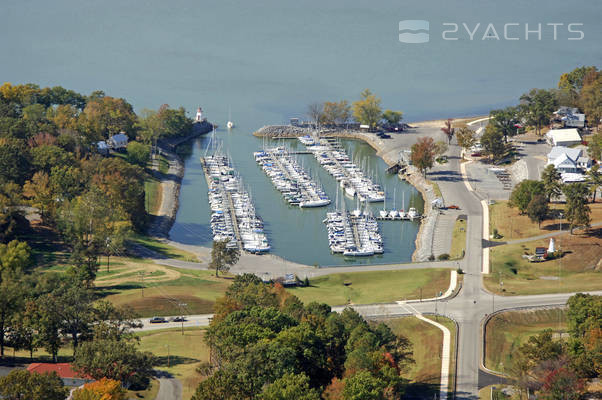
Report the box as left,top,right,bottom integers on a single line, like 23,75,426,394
456,267,464,275
428,254,435,261
438,253,450,260
492,228,503,239
126,142,150,167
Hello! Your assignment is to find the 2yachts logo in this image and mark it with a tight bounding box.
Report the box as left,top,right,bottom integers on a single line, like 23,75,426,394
399,20,585,43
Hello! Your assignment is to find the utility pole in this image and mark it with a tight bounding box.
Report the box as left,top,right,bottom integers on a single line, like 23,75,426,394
105,237,111,273
139,271,146,297
178,303,187,335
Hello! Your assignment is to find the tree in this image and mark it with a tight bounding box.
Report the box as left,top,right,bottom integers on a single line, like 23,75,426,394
30,144,75,173
322,101,351,126
352,89,382,129
586,164,601,203
0,240,33,280
23,171,54,221
82,96,137,140
410,137,436,176
562,183,591,234
527,194,549,228
456,126,477,151
541,164,562,202
72,378,127,400
509,180,545,214
434,140,448,157
381,110,403,125
519,88,557,135
579,70,602,130
490,106,520,142
538,368,584,400
342,371,387,400
209,240,240,277
0,369,68,400
588,133,602,160
441,118,454,143
260,373,321,400
480,124,507,161
307,103,324,128
73,339,154,389
92,301,142,342
126,141,150,167
0,138,30,184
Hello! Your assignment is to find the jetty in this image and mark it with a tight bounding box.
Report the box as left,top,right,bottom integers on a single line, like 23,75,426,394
201,155,270,253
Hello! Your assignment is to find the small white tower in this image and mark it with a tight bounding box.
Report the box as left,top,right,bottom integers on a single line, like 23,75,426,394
195,107,203,122
548,238,555,254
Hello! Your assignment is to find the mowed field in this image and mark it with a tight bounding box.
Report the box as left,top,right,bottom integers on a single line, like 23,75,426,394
484,308,567,373
386,316,456,398
486,200,602,295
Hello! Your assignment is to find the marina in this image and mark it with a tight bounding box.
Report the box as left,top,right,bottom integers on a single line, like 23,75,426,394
324,209,383,256
299,135,386,203
254,146,330,208
201,154,270,254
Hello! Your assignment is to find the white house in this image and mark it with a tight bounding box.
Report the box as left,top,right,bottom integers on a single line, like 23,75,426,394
545,128,581,147
108,132,129,149
547,146,592,181
96,140,109,155
562,113,586,128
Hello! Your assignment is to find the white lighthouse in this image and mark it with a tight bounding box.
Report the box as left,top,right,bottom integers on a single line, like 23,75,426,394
195,107,203,122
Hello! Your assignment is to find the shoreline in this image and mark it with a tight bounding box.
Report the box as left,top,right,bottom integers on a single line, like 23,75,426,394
151,116,483,265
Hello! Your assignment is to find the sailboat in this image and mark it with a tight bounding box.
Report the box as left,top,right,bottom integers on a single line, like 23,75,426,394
226,106,234,129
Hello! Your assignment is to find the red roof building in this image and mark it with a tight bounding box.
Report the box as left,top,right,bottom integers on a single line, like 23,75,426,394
27,363,94,387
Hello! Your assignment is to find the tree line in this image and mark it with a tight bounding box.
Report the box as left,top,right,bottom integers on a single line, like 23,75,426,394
193,274,415,400
308,89,403,129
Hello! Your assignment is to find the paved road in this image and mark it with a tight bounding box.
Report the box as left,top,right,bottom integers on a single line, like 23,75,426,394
154,371,183,400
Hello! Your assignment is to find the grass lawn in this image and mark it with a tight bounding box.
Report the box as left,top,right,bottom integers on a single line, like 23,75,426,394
287,268,452,306
428,180,443,198
97,260,232,317
484,309,567,373
127,378,160,400
485,229,602,295
145,177,162,216
131,234,199,262
450,217,467,260
136,328,209,400
489,200,602,241
386,315,456,398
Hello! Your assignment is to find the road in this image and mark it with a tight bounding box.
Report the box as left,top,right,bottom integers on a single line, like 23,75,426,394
135,137,598,399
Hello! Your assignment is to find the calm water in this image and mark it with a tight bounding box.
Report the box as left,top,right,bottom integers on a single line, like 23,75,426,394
2,0,600,264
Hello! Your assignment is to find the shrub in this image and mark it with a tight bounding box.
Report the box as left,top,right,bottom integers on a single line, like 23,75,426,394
438,253,450,260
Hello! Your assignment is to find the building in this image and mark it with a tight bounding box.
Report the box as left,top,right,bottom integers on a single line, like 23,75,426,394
545,128,582,147
547,146,591,182
554,106,579,117
107,132,129,150
27,363,94,387
562,113,586,128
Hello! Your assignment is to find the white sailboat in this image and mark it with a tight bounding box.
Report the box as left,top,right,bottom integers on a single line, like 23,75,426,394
226,106,234,129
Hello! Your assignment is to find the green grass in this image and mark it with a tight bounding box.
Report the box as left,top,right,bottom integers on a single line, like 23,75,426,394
484,309,567,373
127,378,160,399
424,315,457,395
145,178,162,215
428,180,442,198
450,218,467,260
136,328,209,400
131,234,199,262
386,316,456,398
157,154,170,174
485,236,602,295
288,268,451,306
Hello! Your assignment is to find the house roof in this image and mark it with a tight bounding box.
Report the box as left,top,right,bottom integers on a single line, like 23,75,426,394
547,146,581,162
109,133,128,142
546,128,581,144
553,153,577,168
27,363,91,379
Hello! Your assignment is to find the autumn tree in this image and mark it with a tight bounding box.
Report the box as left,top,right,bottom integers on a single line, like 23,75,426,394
381,110,403,126
209,240,240,277
441,118,454,143
322,101,351,126
562,183,591,234
456,126,477,151
23,171,54,221
480,124,507,161
307,103,324,127
82,96,137,140
586,164,601,202
509,180,545,214
352,89,382,129
410,137,436,176
72,378,127,400
588,133,602,160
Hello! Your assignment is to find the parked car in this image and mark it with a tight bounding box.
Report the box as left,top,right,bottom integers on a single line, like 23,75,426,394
447,205,460,210
149,316,167,324
171,316,187,322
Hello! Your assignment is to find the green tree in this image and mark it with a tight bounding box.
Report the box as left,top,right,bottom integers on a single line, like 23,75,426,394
490,106,520,142
586,164,601,203
30,144,75,173
480,124,507,161
0,369,68,400
0,138,30,184
526,194,549,228
562,183,591,234
73,339,154,389
0,277,25,357
343,370,386,400
541,164,562,202
82,96,137,140
352,89,382,129
588,133,602,160
260,373,321,400
509,180,545,214
126,141,150,167
519,88,557,135
518,330,564,365
456,126,476,151
579,71,602,130
381,110,403,125
209,239,240,277
410,137,436,176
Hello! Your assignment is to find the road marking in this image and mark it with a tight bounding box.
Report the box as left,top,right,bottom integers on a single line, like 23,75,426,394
459,161,474,192
481,199,490,274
